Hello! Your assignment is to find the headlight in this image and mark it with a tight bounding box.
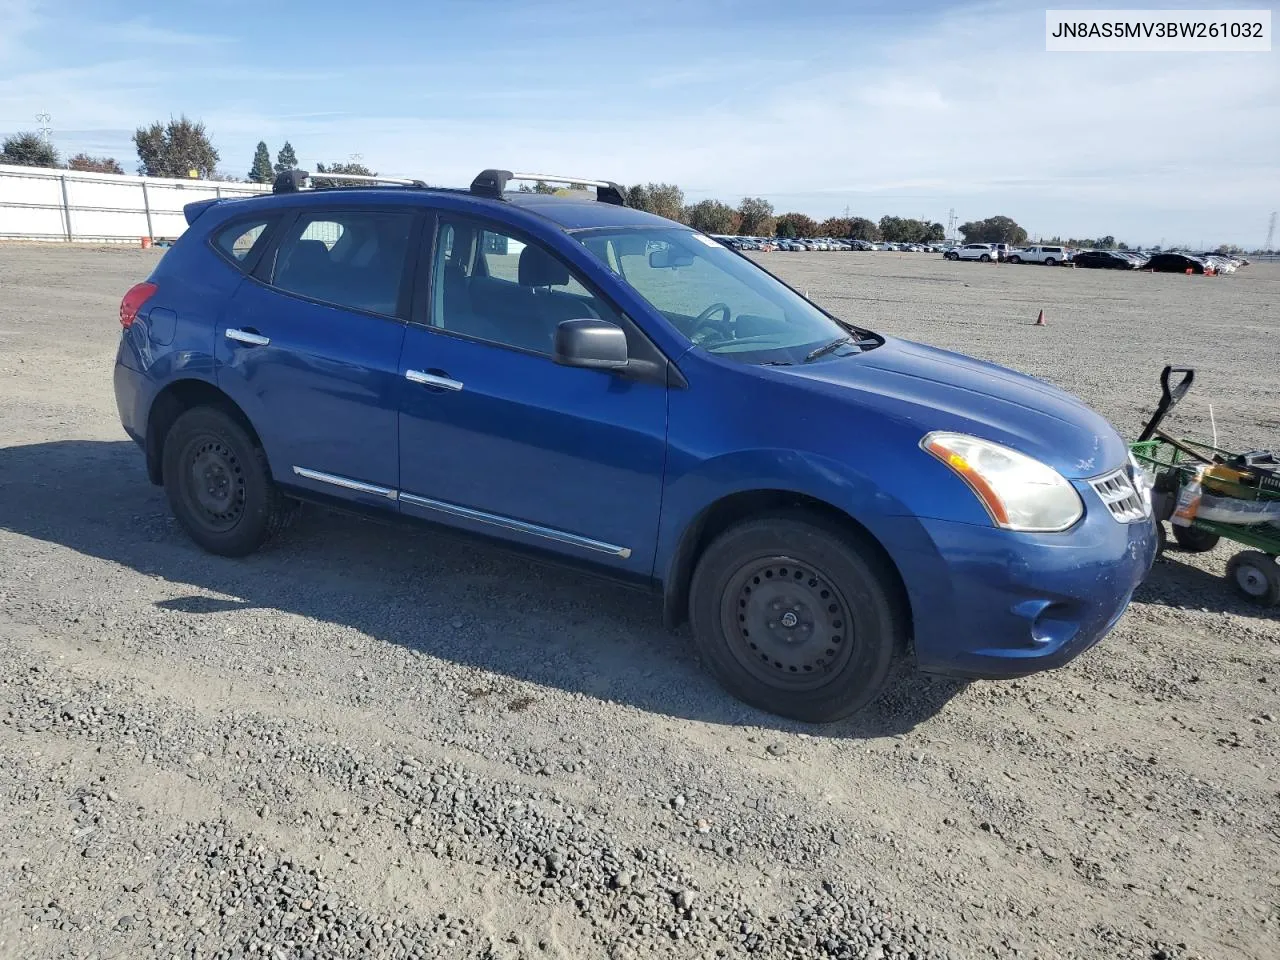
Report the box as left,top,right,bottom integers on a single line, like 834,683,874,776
922,432,1084,532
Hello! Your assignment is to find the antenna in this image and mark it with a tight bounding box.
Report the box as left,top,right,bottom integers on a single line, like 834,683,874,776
35,112,52,144
1266,211,1277,252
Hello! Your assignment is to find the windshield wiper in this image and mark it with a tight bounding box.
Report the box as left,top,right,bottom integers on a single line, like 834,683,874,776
803,336,852,363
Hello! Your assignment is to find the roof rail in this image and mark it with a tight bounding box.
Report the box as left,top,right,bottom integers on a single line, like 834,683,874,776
470,169,626,206
272,169,429,194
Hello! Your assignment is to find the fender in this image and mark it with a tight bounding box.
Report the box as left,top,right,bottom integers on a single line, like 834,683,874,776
654,447,950,631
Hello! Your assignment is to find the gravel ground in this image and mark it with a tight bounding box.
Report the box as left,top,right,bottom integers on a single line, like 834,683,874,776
0,245,1277,960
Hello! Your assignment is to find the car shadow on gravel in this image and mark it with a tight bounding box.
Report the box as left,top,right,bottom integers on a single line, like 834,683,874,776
0,440,964,737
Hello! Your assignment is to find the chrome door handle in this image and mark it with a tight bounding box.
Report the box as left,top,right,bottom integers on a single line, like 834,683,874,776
226,328,270,346
405,370,463,391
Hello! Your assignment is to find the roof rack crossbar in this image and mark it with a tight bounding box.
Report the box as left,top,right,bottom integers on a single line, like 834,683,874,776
272,169,429,194
469,169,626,206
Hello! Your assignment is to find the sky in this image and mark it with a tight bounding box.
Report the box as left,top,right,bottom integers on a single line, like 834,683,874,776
0,0,1276,247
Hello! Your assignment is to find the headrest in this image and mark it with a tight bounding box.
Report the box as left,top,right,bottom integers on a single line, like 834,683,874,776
518,244,570,288
282,239,330,274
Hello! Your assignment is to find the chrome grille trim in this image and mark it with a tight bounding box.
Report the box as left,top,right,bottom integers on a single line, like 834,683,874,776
1089,467,1149,523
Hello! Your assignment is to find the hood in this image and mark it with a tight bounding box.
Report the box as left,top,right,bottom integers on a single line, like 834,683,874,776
783,336,1127,479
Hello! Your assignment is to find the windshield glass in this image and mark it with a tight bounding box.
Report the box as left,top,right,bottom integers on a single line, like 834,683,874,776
576,226,871,364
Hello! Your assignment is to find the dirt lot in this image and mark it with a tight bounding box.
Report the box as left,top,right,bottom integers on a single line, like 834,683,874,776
0,245,1277,960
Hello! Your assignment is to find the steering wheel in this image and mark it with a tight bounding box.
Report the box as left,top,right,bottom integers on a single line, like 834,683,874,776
689,302,733,345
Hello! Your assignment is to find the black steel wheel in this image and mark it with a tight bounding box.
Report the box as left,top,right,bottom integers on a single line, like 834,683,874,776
162,406,296,557
722,557,855,691
182,436,247,532
689,512,903,723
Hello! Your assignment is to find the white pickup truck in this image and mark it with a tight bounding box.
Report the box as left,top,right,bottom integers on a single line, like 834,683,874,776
1007,244,1068,265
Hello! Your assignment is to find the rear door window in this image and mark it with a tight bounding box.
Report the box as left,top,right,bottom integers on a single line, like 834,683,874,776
267,209,415,317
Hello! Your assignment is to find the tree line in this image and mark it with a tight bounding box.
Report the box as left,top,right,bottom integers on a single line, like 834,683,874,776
7,119,1260,253
624,183,951,242
0,118,373,186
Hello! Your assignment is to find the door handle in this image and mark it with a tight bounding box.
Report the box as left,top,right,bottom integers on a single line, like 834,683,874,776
405,369,463,392
226,328,270,346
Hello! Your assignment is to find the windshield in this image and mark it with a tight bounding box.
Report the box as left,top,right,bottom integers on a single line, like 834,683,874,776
575,226,873,364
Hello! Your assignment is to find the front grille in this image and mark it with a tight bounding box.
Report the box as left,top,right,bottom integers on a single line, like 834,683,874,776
1090,467,1150,523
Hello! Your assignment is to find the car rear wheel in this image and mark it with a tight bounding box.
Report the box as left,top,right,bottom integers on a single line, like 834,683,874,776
162,406,297,557
688,513,902,723
1226,551,1280,606
945,252,959,261
1043,257,1056,266
979,254,991,262
1172,524,1219,553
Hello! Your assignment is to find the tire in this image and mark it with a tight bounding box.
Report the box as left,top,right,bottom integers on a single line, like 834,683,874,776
688,513,903,723
979,254,991,262
1171,524,1220,553
162,406,297,557
1156,521,1168,560
1008,255,1022,264
945,252,959,261
1226,551,1280,605
1043,258,1056,266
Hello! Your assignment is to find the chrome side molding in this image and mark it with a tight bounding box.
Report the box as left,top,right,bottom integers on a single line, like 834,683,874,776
291,466,398,500
399,492,632,558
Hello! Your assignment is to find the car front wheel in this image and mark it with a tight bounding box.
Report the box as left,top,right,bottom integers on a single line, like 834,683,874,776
945,252,959,261
979,254,991,262
1008,255,1021,264
689,513,903,723
162,406,297,557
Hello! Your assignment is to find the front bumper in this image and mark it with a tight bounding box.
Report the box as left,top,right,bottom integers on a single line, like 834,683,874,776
886,497,1157,680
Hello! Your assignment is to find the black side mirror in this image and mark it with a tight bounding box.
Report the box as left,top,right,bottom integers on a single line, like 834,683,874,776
554,319,629,370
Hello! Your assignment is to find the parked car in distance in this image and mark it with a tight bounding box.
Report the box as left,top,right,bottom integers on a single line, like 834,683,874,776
1145,252,1208,273
112,165,1158,724
1073,250,1138,270
1007,245,1067,266
945,243,997,262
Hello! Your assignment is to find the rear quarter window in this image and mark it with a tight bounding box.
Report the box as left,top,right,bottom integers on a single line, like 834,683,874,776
213,217,277,268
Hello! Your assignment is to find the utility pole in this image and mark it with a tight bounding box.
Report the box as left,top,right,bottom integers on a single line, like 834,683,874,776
35,112,52,145
1266,211,1277,252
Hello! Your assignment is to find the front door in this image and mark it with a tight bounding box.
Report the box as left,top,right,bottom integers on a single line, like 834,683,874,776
215,205,417,505
396,214,668,575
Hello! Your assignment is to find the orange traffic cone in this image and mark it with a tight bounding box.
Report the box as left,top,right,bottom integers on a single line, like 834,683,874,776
1034,309,1046,326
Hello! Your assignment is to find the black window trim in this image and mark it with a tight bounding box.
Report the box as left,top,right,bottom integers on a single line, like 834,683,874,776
208,212,283,275
248,204,425,323
409,210,675,380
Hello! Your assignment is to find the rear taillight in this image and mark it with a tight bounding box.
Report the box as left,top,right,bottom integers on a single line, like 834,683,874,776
120,282,158,328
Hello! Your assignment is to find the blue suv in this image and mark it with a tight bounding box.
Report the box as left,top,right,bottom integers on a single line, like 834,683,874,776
114,168,1157,722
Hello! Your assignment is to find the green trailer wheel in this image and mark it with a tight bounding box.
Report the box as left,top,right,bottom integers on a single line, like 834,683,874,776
1226,551,1280,606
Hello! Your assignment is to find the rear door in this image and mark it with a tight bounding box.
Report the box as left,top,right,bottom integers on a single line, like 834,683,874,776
395,213,669,575
214,204,419,506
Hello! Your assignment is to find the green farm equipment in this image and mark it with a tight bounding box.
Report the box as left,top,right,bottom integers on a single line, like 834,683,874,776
1129,366,1280,606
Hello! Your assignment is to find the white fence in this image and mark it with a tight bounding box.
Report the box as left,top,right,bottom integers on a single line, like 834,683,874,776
0,164,270,243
